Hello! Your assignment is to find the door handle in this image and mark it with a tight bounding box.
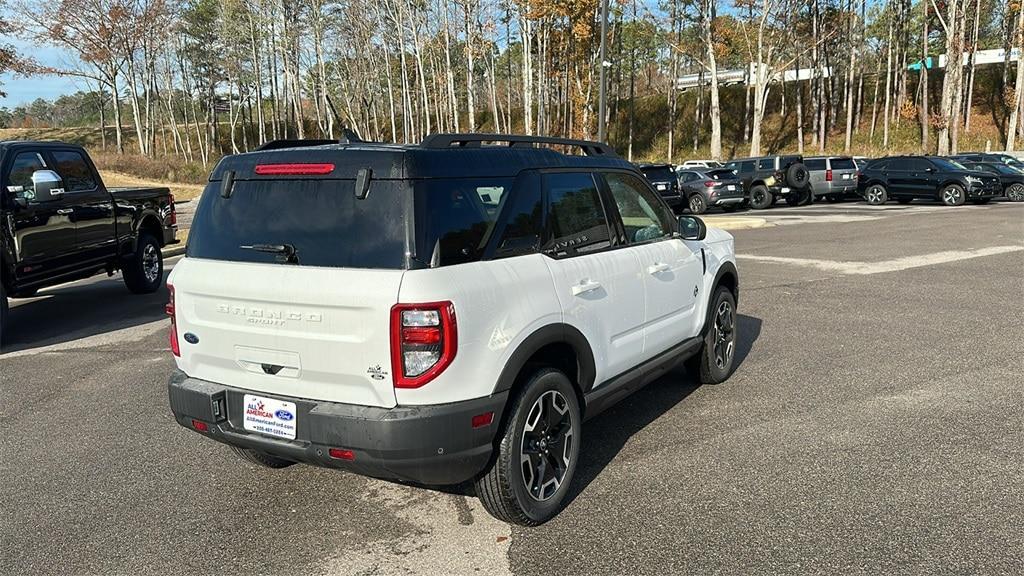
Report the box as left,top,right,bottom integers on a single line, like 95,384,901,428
56,208,73,215
571,280,602,297
647,262,671,275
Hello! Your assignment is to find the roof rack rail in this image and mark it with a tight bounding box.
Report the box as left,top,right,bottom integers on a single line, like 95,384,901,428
420,133,617,157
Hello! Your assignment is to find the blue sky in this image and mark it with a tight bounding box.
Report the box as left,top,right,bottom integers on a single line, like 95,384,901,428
1,37,86,107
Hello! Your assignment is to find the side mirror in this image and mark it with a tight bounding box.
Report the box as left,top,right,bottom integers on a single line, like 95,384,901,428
677,215,707,241
31,170,65,202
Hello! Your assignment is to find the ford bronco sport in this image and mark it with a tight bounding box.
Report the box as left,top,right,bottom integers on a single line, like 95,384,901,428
167,133,739,525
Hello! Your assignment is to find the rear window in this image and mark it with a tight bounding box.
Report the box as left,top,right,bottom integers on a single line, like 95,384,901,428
187,179,409,269
830,158,856,170
414,178,513,267
707,168,735,180
641,166,675,182
804,158,827,170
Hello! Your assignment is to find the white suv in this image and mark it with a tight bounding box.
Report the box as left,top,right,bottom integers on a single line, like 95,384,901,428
167,134,739,525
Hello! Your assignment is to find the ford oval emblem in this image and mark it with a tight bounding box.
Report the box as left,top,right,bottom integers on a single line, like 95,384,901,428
183,332,199,344
275,409,294,421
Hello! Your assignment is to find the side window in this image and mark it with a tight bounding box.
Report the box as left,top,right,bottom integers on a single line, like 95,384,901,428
51,150,97,192
757,158,775,170
804,158,827,171
494,179,543,258
906,158,930,171
740,161,756,173
604,172,674,244
542,172,612,258
6,151,47,194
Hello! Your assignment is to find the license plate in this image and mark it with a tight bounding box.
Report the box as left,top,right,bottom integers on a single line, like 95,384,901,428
781,187,791,193
727,185,736,191
657,184,667,190
243,394,297,440
842,173,851,179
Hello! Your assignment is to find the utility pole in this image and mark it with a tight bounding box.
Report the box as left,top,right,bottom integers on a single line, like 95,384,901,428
597,0,609,142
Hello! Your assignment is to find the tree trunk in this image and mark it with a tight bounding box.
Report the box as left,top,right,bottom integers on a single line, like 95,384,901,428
704,0,722,160
920,0,930,152
1006,3,1024,150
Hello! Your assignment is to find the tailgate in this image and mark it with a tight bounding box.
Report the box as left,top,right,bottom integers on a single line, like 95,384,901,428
169,258,402,408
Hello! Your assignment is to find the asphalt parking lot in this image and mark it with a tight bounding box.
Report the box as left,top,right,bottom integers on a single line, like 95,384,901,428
1,200,1022,576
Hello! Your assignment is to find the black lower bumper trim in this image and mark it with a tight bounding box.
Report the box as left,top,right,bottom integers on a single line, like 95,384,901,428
168,371,507,486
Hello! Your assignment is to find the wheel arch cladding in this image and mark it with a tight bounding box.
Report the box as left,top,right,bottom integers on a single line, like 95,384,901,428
492,324,596,399
138,213,165,246
713,261,739,306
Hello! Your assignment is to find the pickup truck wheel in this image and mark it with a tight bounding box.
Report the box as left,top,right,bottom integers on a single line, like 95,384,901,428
475,368,581,526
685,286,738,385
229,445,296,469
941,184,966,206
864,184,888,205
123,233,163,294
749,185,773,209
688,194,708,214
1006,183,1024,202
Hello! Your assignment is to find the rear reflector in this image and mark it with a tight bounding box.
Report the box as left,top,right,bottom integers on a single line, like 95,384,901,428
329,448,355,461
471,412,494,429
255,163,335,176
191,419,208,432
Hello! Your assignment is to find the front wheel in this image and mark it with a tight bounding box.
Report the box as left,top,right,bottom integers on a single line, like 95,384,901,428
1006,183,1024,202
688,194,708,215
123,233,164,294
476,368,581,526
864,184,888,205
940,184,966,206
749,185,773,209
685,286,738,384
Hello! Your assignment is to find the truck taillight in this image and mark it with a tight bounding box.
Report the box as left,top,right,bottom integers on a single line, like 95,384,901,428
390,302,456,389
167,284,180,357
169,193,177,226
825,169,833,182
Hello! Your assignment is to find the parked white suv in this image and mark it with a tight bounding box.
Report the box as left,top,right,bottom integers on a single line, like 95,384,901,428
167,134,740,525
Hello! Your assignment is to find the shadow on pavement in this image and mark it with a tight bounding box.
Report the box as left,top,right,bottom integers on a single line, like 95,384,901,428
0,270,170,355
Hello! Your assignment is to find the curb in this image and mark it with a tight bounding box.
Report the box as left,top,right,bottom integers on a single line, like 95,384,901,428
163,245,186,258
702,216,770,231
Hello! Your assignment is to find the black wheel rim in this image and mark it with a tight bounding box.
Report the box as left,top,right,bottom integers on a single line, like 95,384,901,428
713,300,735,370
1008,185,1024,201
520,390,574,502
753,190,765,205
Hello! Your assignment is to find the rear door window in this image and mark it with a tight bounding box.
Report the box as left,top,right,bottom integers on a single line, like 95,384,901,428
741,161,756,173
830,158,856,170
415,178,513,267
50,150,98,192
757,158,775,170
805,158,827,171
542,172,612,258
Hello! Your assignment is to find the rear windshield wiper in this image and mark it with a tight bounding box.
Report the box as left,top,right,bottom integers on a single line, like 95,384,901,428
240,243,299,264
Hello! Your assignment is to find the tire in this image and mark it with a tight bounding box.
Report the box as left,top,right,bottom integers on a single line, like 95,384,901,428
785,162,810,189
230,445,296,469
0,282,8,350
688,194,708,215
749,185,773,209
1006,183,1024,202
864,184,888,205
896,197,913,204
475,368,581,526
940,184,966,206
785,189,813,206
123,233,164,294
684,286,738,385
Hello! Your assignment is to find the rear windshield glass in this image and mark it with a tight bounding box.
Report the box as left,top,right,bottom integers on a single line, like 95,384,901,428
641,166,675,181
707,169,735,180
831,158,856,170
187,179,408,269
414,178,514,267
804,158,827,170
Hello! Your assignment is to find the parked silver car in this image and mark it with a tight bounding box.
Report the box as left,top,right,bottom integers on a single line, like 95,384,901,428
805,156,859,202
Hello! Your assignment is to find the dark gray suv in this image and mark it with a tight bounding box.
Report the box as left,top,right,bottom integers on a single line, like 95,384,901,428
677,168,746,214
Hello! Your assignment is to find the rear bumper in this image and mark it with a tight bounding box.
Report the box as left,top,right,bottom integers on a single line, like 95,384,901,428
966,183,1001,198
167,370,507,486
712,196,745,206
162,225,179,246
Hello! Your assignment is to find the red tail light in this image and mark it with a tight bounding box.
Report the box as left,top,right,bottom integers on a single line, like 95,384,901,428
254,163,335,176
825,169,833,182
329,448,355,461
704,181,719,187
167,284,180,357
169,193,177,226
390,302,457,389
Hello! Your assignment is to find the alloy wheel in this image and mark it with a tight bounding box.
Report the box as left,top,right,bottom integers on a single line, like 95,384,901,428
142,243,161,283
942,187,962,205
713,300,735,370
867,187,884,204
1007,184,1024,202
520,390,574,502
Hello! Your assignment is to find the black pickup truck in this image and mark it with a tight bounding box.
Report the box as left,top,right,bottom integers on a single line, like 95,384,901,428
1,141,177,344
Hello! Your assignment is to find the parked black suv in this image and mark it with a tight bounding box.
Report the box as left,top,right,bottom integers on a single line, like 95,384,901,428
961,161,1024,202
858,156,1002,206
723,155,811,209
950,152,1022,169
638,163,682,209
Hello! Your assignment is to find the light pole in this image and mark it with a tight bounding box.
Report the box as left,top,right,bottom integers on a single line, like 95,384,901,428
597,0,609,142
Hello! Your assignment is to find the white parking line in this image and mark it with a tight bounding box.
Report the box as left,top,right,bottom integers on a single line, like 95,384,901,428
738,245,1024,275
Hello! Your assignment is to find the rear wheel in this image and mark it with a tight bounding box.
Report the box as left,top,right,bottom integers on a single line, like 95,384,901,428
685,286,738,384
688,194,708,214
864,184,888,205
476,368,581,526
123,233,164,294
940,184,966,206
230,446,296,469
1006,183,1024,202
749,185,773,209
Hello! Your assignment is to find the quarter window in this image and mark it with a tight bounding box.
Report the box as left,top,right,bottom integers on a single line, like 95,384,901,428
757,158,775,170
604,172,674,244
50,150,97,192
542,172,612,257
740,160,756,173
